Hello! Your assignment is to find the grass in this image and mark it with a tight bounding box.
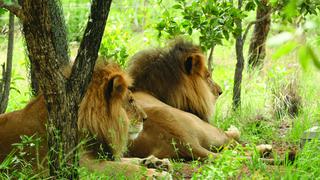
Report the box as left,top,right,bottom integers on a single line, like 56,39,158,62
1,0,320,179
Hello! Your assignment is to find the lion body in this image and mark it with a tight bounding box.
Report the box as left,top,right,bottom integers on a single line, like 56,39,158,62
0,96,48,161
128,92,235,159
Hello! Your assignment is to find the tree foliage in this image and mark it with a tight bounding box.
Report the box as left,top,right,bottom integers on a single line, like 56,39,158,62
271,0,320,22
156,0,244,51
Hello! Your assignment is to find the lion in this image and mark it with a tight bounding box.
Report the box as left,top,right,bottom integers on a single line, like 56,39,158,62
127,40,272,161
126,39,234,160
127,39,222,122
0,62,170,178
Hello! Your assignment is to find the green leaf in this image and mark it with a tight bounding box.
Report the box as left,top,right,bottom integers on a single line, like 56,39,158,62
0,8,7,15
245,1,256,11
272,41,298,60
188,27,192,35
283,0,298,19
307,46,320,69
172,4,182,9
223,30,229,40
298,46,310,71
156,21,166,31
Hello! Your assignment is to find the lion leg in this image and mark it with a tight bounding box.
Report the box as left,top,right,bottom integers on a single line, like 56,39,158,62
188,144,219,160
81,153,172,179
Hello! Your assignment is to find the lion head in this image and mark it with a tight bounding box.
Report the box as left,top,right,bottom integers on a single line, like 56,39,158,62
128,39,222,122
78,62,146,160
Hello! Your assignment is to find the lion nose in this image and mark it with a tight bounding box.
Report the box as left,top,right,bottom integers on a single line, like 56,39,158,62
218,91,223,96
143,117,147,122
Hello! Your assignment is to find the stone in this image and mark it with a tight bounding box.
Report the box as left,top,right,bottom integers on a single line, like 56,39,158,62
300,126,320,148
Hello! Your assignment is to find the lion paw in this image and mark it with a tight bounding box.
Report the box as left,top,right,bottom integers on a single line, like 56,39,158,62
225,125,241,141
256,144,273,157
140,155,172,172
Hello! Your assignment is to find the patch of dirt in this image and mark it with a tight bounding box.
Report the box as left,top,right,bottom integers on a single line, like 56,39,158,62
171,162,199,179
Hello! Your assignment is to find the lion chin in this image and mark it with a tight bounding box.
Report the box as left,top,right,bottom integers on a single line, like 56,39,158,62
128,124,143,140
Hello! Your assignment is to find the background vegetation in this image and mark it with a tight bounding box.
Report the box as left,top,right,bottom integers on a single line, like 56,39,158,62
1,0,320,178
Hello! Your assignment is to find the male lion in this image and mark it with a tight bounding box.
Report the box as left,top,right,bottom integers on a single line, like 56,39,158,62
126,39,241,160
128,39,222,122
0,62,170,178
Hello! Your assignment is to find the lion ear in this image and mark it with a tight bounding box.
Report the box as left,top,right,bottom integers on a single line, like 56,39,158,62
184,55,204,75
106,75,127,100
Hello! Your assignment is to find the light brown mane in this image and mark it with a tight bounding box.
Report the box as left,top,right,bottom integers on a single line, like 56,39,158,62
78,62,134,159
128,39,217,122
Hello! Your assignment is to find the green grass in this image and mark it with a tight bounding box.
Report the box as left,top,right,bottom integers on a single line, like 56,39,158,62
1,0,320,179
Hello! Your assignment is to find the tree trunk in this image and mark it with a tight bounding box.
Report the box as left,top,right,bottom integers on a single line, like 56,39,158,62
247,0,271,70
232,0,244,110
29,63,39,95
207,44,215,74
0,12,14,113
28,0,69,96
12,0,113,178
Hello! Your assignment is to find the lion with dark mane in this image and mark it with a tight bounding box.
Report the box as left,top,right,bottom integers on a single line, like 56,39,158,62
0,62,169,178
128,39,222,122
127,39,239,160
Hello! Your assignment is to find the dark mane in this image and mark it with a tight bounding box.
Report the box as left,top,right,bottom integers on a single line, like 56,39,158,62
127,39,216,122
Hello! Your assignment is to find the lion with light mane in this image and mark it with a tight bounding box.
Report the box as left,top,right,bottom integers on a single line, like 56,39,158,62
0,62,170,178
127,39,239,160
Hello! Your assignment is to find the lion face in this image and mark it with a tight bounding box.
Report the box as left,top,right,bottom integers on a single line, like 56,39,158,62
203,70,223,98
122,90,146,140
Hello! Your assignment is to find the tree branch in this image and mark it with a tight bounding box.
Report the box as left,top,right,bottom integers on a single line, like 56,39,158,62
207,44,215,74
69,0,112,100
0,12,14,113
0,64,5,103
242,10,272,44
0,0,23,19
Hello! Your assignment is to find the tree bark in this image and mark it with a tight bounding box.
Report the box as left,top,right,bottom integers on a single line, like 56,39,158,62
207,44,215,74
247,0,271,70
28,0,69,95
232,0,244,110
10,0,113,178
0,12,14,113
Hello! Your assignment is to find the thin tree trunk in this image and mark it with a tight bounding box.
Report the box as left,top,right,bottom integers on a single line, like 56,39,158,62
207,44,215,74
0,12,14,113
247,0,271,70
232,0,244,110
